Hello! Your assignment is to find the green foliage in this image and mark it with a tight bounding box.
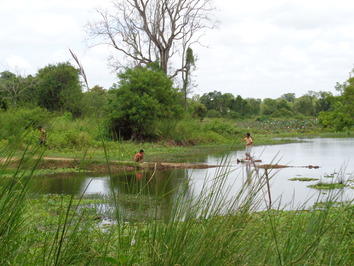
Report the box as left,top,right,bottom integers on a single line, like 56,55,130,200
191,101,207,121
319,104,353,131
261,98,294,117
0,107,51,143
0,71,38,108
294,95,316,116
318,77,354,131
281,93,296,102
81,85,108,118
107,65,184,140
153,118,240,145
36,62,83,116
47,114,101,150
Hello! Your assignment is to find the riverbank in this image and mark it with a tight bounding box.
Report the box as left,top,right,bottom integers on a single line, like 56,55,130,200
0,134,302,174
1,131,353,174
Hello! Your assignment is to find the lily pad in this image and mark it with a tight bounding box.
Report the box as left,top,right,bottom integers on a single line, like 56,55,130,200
308,182,346,190
289,177,319,182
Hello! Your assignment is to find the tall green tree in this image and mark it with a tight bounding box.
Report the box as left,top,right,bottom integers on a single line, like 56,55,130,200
81,85,108,118
107,65,184,140
36,63,83,116
200,91,233,115
281,93,296,103
293,95,316,116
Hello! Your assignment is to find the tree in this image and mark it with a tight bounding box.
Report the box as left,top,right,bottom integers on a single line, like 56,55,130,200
88,0,214,78
182,47,196,109
0,71,37,107
319,76,354,130
36,63,83,116
343,77,354,117
107,65,184,140
281,93,296,103
192,101,207,121
246,98,261,116
81,85,109,117
315,91,333,114
261,98,278,116
230,95,246,116
294,95,316,116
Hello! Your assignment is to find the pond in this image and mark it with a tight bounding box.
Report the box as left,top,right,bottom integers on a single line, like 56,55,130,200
30,138,354,221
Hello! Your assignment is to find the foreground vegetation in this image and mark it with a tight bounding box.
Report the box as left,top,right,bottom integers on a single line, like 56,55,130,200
1,148,353,265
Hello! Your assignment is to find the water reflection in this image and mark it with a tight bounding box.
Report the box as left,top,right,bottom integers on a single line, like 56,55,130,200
31,169,188,221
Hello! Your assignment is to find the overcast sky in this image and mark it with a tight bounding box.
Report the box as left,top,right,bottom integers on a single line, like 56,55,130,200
2,0,354,98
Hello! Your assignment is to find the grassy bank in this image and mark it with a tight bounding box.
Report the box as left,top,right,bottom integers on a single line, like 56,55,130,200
0,112,353,165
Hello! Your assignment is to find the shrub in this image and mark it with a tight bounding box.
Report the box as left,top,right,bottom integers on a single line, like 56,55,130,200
47,115,102,149
107,65,184,140
0,107,51,142
203,119,239,136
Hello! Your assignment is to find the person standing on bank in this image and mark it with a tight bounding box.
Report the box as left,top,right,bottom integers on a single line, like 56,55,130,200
244,133,253,160
38,126,47,146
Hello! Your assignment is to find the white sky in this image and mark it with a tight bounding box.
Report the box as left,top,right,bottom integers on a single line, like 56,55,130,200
1,0,354,98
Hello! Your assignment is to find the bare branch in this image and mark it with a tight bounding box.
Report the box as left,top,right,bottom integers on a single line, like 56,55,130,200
69,49,89,90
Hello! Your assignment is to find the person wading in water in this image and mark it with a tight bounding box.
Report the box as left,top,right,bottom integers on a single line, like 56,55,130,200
133,149,144,162
244,133,253,160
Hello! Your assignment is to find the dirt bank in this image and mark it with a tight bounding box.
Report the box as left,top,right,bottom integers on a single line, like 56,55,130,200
3,156,219,174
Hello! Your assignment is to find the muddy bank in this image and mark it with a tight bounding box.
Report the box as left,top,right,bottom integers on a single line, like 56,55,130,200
4,156,219,174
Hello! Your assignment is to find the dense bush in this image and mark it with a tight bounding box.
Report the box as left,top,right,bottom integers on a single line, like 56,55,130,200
47,114,102,149
0,107,51,143
154,118,240,145
318,78,354,131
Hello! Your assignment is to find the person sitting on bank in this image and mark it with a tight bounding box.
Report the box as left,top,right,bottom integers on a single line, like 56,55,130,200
38,126,47,146
244,133,253,160
133,149,144,162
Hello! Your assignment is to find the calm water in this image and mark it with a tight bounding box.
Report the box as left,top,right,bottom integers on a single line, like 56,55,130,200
30,138,354,220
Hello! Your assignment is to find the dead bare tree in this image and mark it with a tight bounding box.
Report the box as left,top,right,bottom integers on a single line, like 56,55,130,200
87,0,214,79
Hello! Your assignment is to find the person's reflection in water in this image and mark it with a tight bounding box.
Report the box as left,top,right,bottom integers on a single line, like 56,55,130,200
245,162,253,186
135,171,144,180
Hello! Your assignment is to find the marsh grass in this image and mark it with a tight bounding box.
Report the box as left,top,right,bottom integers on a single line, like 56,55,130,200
0,141,353,265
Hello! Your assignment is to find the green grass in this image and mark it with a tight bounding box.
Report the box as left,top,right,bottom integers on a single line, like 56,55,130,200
289,177,319,182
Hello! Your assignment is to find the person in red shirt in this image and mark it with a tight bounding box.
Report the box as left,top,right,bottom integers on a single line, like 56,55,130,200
133,149,144,162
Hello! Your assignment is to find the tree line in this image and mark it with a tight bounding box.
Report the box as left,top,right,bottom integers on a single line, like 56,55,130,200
197,90,332,119
1,61,353,142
